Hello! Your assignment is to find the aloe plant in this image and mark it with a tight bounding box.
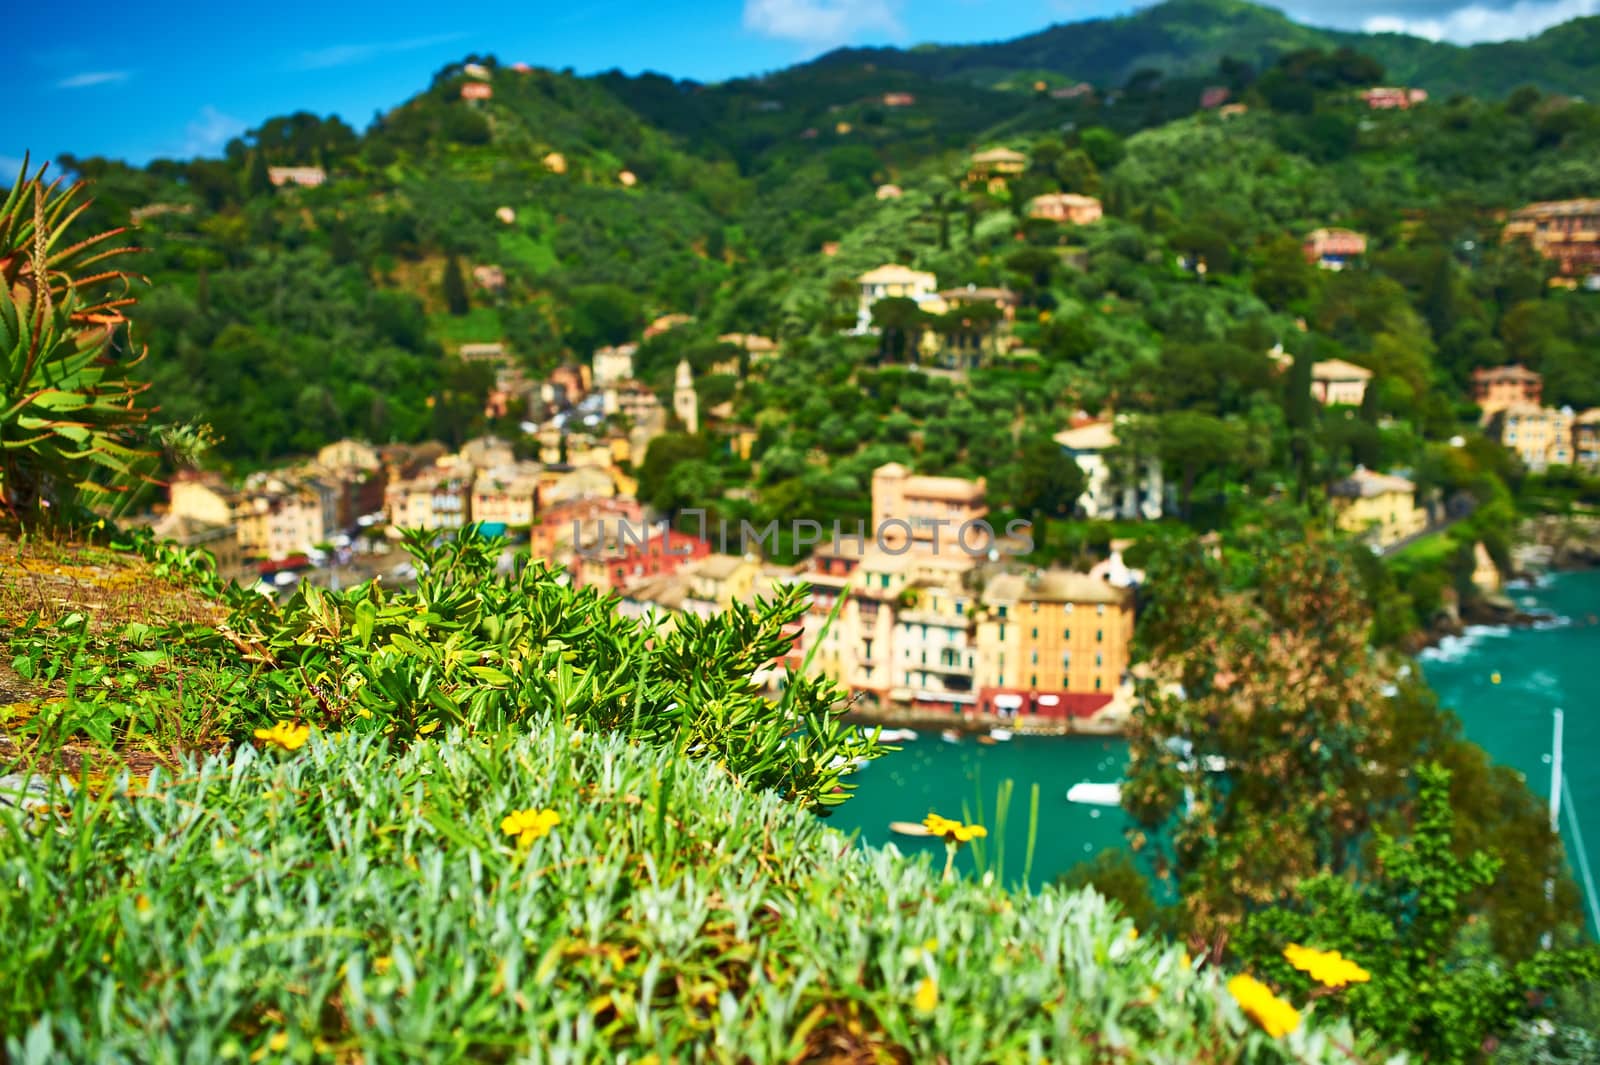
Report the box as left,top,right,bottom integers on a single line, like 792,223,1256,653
0,154,154,517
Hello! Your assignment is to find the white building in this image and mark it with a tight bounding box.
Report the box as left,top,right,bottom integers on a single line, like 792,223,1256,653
1053,419,1164,521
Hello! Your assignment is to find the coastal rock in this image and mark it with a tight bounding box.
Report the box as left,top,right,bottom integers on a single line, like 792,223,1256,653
1518,515,1600,574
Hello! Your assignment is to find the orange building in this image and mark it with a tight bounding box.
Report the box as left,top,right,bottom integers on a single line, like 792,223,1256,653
1503,200,1600,278
973,570,1135,720
1472,364,1543,421
1303,228,1367,269
1027,193,1102,225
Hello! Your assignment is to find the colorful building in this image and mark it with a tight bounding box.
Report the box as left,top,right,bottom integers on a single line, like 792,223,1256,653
1026,193,1103,225
870,463,988,549
1472,364,1543,421
1492,404,1576,470
973,570,1135,719
1329,468,1426,547
1503,199,1600,278
1303,228,1367,270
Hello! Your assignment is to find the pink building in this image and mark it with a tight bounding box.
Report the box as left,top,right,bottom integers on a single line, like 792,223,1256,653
1027,193,1103,225
1363,87,1428,110
461,83,493,101
1303,228,1368,269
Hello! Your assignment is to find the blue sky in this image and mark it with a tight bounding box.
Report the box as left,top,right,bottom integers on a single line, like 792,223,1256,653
3,0,1595,169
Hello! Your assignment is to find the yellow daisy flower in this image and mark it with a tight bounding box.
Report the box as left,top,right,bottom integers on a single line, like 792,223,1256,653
1228,973,1300,1037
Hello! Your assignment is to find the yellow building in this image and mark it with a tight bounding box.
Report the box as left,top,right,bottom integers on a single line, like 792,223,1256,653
967,147,1027,184
471,463,542,529
855,263,941,332
1329,468,1426,548
973,570,1134,719
1493,403,1576,470
681,553,762,611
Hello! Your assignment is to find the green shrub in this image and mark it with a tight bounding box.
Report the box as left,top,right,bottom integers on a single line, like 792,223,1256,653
1,724,1390,1063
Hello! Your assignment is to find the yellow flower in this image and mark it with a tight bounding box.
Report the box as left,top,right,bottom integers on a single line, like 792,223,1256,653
500,808,561,847
1228,973,1300,1038
1283,944,1371,988
253,722,310,751
922,813,988,844
373,955,393,975
417,720,441,736
913,976,938,1014
268,1032,289,1052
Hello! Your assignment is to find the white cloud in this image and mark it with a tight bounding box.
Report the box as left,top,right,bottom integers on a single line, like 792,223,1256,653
57,70,130,89
180,105,247,158
293,30,470,71
1362,0,1597,42
742,0,903,47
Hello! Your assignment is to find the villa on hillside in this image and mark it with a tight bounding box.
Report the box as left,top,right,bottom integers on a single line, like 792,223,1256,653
882,92,916,107
1052,418,1165,521
1310,358,1373,407
1491,404,1576,471
1329,468,1426,548
1026,193,1102,226
855,263,940,332
1304,228,1367,270
1472,363,1543,422
267,167,326,189
933,285,1017,368
1503,199,1600,279
967,147,1027,185
461,83,493,101
875,184,903,200
1362,87,1428,109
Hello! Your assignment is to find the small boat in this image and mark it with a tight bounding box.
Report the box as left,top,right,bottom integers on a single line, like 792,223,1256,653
890,821,932,837
940,729,961,744
1066,782,1123,807
989,728,1014,742
976,734,999,746
876,728,920,743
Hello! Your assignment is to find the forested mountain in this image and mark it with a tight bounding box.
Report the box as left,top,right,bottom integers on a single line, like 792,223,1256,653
808,0,1600,101
39,0,1600,517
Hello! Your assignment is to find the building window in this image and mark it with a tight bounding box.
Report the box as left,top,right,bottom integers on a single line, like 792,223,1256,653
1031,627,1038,639
1063,628,1071,640
1095,677,1102,691
999,624,1006,641
1096,604,1105,617
1064,603,1073,614
1031,651,1038,665
1030,674,1037,688
998,605,1008,619
1095,653,1103,667
956,602,964,616
1096,629,1103,643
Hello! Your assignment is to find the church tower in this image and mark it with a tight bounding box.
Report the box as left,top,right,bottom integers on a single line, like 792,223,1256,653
673,358,699,434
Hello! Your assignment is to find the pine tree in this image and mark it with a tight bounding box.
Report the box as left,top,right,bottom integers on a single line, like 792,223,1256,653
442,256,469,316
242,150,271,200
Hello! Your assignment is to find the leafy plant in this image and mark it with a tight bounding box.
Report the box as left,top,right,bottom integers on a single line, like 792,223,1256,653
0,156,154,517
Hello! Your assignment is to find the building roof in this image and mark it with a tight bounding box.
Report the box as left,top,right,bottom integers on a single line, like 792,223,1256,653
1053,421,1118,451
1306,227,1367,242
1330,467,1416,498
1029,193,1101,207
690,553,750,580
1311,358,1373,381
1510,199,1600,220
938,285,1017,303
971,147,1027,164
1472,363,1542,382
858,263,936,286
622,574,690,612
984,570,1132,607
1575,408,1600,425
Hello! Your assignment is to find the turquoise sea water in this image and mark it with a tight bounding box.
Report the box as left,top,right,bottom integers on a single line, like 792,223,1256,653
826,570,1600,906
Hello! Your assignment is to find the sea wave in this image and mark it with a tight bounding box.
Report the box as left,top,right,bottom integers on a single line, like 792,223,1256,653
1419,624,1513,664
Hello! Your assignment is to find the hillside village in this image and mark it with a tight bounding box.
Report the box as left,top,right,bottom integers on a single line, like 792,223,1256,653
136,142,1600,732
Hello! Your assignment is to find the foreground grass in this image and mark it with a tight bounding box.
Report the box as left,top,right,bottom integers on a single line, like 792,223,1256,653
2,724,1387,1063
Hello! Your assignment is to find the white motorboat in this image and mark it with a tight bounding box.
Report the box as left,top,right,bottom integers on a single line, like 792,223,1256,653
1066,782,1123,807
989,728,1014,742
